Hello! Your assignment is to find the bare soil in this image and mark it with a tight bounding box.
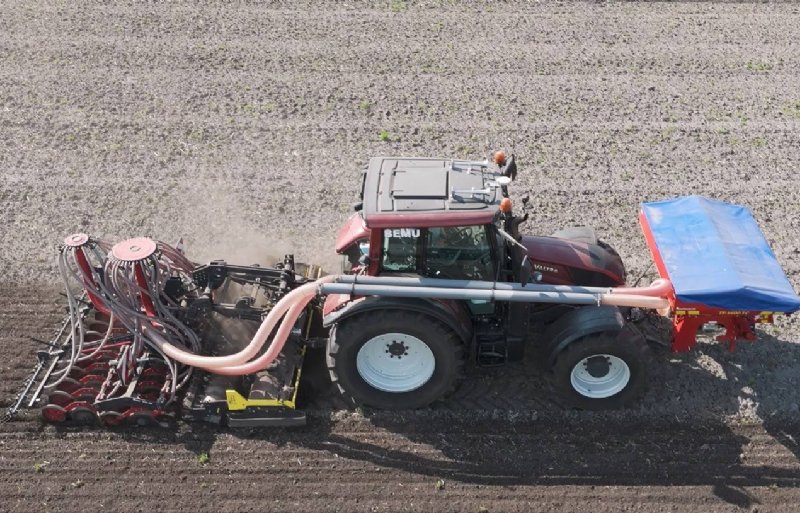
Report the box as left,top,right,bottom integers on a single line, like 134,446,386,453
2,1,800,511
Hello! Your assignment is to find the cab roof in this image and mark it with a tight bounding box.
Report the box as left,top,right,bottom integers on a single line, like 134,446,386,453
360,157,505,229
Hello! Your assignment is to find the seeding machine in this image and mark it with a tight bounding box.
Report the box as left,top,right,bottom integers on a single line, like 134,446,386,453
7,152,800,427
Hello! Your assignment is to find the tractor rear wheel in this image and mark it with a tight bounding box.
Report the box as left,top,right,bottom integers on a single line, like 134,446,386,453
327,311,464,410
551,330,648,410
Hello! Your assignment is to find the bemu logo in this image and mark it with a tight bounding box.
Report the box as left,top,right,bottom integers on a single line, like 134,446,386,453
384,228,421,238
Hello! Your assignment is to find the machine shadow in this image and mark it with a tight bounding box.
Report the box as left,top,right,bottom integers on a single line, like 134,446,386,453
284,330,800,497
60,330,800,509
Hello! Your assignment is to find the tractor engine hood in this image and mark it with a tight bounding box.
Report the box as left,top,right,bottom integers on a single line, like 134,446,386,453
520,235,626,287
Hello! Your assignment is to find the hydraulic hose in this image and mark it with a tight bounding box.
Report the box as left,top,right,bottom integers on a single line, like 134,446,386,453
145,276,335,371
148,274,666,375
206,299,309,375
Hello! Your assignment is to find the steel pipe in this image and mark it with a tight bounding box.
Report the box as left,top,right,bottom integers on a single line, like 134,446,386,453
333,275,613,293
320,281,670,310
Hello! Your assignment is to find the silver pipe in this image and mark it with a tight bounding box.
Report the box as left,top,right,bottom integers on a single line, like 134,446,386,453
320,283,600,305
333,274,613,295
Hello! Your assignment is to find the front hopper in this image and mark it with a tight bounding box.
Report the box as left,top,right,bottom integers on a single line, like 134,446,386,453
640,196,800,351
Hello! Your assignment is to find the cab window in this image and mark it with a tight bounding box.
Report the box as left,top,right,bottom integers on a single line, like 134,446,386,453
424,225,494,280
381,230,420,273
341,239,371,274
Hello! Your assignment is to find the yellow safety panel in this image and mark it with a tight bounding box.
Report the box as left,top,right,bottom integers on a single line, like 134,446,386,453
224,351,303,411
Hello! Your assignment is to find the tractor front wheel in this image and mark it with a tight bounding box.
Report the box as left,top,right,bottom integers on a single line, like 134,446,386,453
327,311,464,410
551,330,648,410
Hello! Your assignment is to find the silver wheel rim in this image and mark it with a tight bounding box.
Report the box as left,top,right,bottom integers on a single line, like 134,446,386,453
356,333,435,393
570,354,630,399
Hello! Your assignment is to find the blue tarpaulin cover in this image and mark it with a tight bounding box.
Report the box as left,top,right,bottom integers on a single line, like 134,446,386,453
641,196,800,313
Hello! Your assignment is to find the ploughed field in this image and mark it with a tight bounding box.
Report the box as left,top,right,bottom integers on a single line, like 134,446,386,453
2,2,800,511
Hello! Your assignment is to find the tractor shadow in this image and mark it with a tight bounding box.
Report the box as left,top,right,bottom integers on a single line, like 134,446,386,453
61,327,800,510
282,328,800,507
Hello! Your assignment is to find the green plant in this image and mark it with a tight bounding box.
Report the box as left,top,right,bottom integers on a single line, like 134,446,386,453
378,130,392,142
358,100,371,111
454,143,474,155
783,100,800,119
660,126,676,141
390,0,406,12
197,452,210,465
188,129,205,143
745,61,773,72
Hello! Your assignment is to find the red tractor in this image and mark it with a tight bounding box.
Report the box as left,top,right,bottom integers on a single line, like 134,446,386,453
9,152,799,426
323,152,647,411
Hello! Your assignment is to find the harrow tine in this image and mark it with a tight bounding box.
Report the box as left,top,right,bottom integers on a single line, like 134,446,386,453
59,292,92,307
29,337,61,350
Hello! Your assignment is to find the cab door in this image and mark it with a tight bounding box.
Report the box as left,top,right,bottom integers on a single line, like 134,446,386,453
422,225,496,281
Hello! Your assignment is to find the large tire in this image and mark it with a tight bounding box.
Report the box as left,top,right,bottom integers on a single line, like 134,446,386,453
327,311,464,410
551,330,648,410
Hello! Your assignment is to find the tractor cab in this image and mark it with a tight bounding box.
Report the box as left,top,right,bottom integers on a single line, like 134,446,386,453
334,154,518,279
335,153,624,288
381,225,496,280
328,155,532,364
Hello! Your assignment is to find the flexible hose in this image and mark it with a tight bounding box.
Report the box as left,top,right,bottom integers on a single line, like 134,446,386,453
99,248,199,401
209,299,309,375
144,276,334,372
607,278,672,298
55,235,673,384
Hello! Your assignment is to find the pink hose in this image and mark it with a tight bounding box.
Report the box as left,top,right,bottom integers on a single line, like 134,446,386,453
145,276,334,371
208,299,308,375
608,278,672,297
599,294,669,310
144,275,671,376
600,278,672,310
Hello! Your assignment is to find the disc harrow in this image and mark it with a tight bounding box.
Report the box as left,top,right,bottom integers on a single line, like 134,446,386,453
5,230,318,428
33,233,200,426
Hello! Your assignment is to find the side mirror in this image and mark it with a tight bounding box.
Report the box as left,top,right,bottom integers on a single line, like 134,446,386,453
510,213,528,240
503,154,517,180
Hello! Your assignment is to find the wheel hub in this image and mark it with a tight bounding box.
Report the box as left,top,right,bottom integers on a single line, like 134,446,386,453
386,340,409,358
584,355,611,378
356,333,436,393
